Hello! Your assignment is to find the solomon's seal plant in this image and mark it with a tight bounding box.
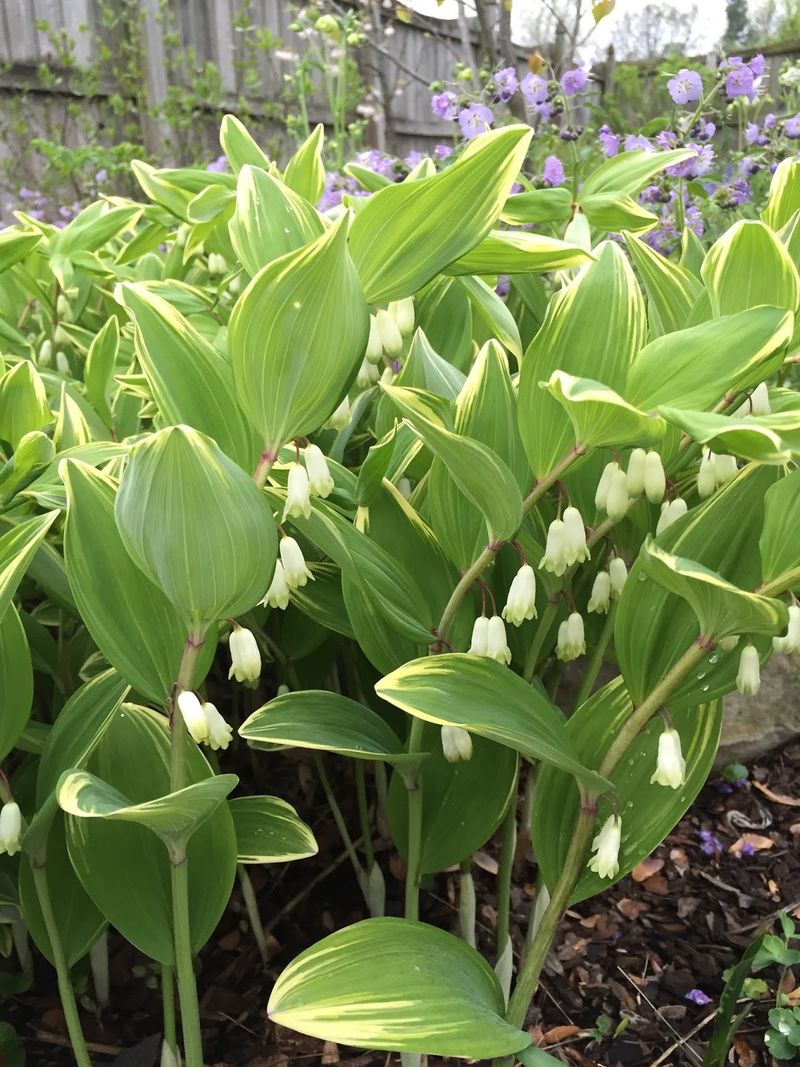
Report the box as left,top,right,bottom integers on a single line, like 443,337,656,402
0,110,798,1066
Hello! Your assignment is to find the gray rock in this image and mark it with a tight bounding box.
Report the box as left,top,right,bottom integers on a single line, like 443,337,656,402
716,652,800,768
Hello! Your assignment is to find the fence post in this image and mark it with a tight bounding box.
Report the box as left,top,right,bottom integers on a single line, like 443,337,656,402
138,0,170,159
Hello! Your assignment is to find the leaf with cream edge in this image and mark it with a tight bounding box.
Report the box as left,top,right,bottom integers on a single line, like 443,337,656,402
762,158,800,231
283,123,326,204
228,165,325,276
500,186,573,226
348,124,533,303
759,469,800,585
702,220,800,316
239,689,418,764
0,229,41,272
115,425,277,630
639,537,787,639
458,275,523,361
382,383,523,543
579,148,695,200
116,282,258,469
219,114,271,173
229,796,317,864
622,231,703,336
443,230,593,276
0,361,52,449
0,606,33,761
518,241,646,476
658,406,800,464
544,371,666,450
0,510,58,623
228,211,369,453
84,315,119,427
268,917,532,1058
375,654,609,792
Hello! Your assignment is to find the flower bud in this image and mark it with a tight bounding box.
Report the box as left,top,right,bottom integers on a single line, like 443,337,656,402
0,801,21,857
540,518,568,576
315,13,339,34
773,604,800,654
304,444,335,498
643,451,666,503
283,463,312,521
388,297,415,336
38,338,53,366
650,727,685,789
262,560,290,609
587,570,612,614
54,324,71,346
177,690,209,745
587,814,621,879
605,469,630,522
563,506,590,566
208,252,227,276
626,448,647,496
714,453,738,485
365,315,384,363
502,564,537,626
608,557,628,597
697,453,717,499
326,395,351,431
556,611,586,661
280,535,314,589
594,461,619,510
374,308,403,358
228,625,261,683
441,725,473,763
656,497,687,534
719,634,740,652
357,358,380,387
736,642,761,695
750,381,770,416
486,615,512,665
203,701,233,751
469,615,490,655
56,293,73,322
56,351,70,375
161,1040,180,1067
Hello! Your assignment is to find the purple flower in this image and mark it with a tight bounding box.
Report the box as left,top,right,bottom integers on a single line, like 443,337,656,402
739,840,756,857
624,134,653,152
543,155,566,187
433,143,453,159
458,103,493,139
404,150,424,169
356,148,395,176
561,64,589,96
18,187,36,201
668,68,702,104
431,90,458,121
785,113,800,138
206,154,228,173
598,124,620,156
667,143,714,179
685,989,711,1006
640,184,665,204
534,101,554,121
698,829,723,855
745,122,760,144
95,168,108,184
694,117,717,140
726,65,755,100
749,53,766,77
493,66,518,102
520,72,549,105
655,130,679,150
764,112,777,128
739,155,759,176
495,274,510,297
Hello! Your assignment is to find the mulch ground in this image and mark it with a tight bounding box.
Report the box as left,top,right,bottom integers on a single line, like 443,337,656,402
11,741,800,1067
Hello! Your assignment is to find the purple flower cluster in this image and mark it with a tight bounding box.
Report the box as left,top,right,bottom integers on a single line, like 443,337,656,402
666,143,715,179
492,66,518,102
318,171,368,212
667,68,703,105
697,828,723,856
721,54,765,102
431,90,458,121
458,102,494,139
685,988,711,1006
598,124,620,157
18,186,49,221
206,154,228,173
542,155,566,187
560,62,589,96
355,148,396,177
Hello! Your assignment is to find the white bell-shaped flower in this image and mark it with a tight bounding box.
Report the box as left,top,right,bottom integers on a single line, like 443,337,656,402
441,725,473,763
697,453,717,499
469,616,490,656
540,518,569,576
650,727,686,789
736,643,761,695
773,605,800,654
56,351,70,375
750,382,770,416
605,469,630,522
587,814,621,879
203,701,233,751
326,395,351,430
486,615,512,665
595,461,619,511
719,634,740,652
556,611,585,662
626,448,647,496
656,497,688,535
177,690,209,745
283,463,312,521
304,444,335,498
228,626,261,683
262,560,290,610
0,801,22,857
608,557,628,598
714,453,738,485
357,359,380,387
374,308,403,357
279,536,314,589
563,506,590,566
587,571,612,614
365,314,384,363
388,297,415,335
502,564,537,626
643,451,666,503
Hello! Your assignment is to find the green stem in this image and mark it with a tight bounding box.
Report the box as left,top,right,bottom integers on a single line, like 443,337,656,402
161,964,178,1062
252,450,276,488
354,761,374,871
171,857,203,1067
31,865,91,1067
374,760,389,828
238,864,269,964
403,718,425,921
505,638,709,1029
573,603,617,710
314,754,367,898
496,758,519,959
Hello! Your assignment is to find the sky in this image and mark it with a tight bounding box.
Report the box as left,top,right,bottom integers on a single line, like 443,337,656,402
399,0,729,56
